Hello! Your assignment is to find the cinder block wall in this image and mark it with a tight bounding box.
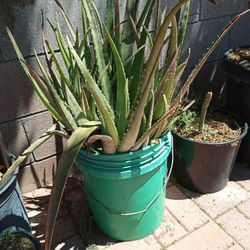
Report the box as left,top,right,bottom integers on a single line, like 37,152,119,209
0,0,249,192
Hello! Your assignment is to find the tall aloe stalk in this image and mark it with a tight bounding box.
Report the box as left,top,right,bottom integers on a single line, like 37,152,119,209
5,0,250,249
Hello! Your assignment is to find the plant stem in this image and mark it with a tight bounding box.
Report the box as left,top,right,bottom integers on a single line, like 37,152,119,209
0,130,10,172
199,91,213,133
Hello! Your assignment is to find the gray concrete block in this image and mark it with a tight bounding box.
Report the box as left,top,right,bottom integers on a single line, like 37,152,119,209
0,119,32,165
229,13,250,49
0,0,46,61
93,0,107,20
0,59,46,123
138,0,200,34
165,0,200,23
44,0,83,52
159,1,200,68
200,0,248,20
18,155,58,193
22,111,63,161
1,0,200,63
0,110,62,166
174,63,227,103
0,112,61,165
192,60,227,101
182,16,230,68
0,0,83,61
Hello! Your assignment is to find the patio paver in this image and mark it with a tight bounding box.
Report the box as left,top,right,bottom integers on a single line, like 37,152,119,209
231,164,250,191
227,244,245,250
23,165,250,250
167,221,236,250
216,208,250,250
182,181,249,219
98,235,162,250
237,199,250,219
166,186,210,231
153,209,187,247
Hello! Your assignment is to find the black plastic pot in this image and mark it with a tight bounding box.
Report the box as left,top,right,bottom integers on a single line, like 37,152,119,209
223,48,250,165
173,123,248,194
0,156,41,249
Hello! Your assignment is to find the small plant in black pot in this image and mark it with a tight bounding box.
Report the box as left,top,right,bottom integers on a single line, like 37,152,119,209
0,131,40,250
224,47,250,166
173,92,248,194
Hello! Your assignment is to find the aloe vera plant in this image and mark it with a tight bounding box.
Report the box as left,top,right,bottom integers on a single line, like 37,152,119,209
2,0,249,249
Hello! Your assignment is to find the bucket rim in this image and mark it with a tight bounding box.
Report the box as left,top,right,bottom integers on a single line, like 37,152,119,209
77,136,169,167
76,132,172,179
78,132,171,160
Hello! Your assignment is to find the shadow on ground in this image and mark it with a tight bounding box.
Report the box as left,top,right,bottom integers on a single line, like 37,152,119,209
231,163,250,181
23,177,117,249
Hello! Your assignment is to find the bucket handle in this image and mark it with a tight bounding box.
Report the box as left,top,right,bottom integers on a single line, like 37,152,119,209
84,134,174,216
165,133,174,184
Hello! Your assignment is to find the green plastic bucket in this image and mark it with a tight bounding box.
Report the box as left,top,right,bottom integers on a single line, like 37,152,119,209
75,132,172,241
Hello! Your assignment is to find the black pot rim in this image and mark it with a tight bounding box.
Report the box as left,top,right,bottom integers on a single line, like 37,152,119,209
172,122,248,146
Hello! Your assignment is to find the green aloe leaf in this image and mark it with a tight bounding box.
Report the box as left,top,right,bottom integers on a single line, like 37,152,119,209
120,0,139,63
82,0,112,103
45,125,98,250
82,88,93,120
67,38,120,147
114,0,121,42
178,1,190,48
34,52,78,131
141,0,187,91
132,106,178,150
118,0,188,152
48,20,70,70
87,134,116,154
153,49,179,120
162,16,178,77
153,0,162,34
128,0,155,106
104,26,129,138
161,1,190,79
173,9,250,107
44,41,94,126
118,59,159,152
106,0,114,33
45,40,71,87
89,1,105,38
55,0,76,41
137,0,155,29
77,28,91,59
7,28,68,128
170,51,190,98
81,9,92,70
143,90,155,146
28,68,67,127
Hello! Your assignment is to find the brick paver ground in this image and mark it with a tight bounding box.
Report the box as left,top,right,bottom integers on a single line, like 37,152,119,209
23,164,250,250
